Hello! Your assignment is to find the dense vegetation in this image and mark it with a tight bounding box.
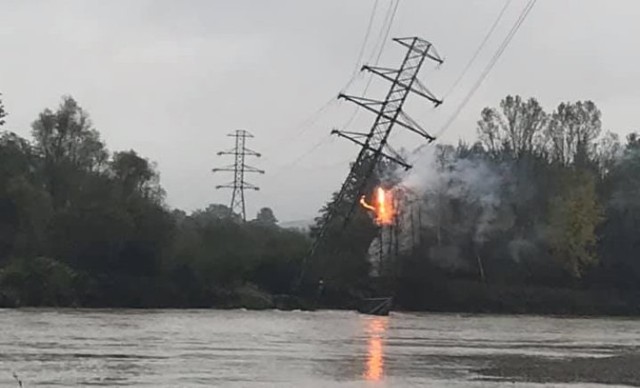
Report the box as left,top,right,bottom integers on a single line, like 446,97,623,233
1,93,640,314
310,95,640,314
0,95,308,307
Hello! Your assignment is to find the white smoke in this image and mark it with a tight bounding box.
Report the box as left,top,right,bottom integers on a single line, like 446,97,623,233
403,146,512,243
366,145,518,274
508,237,538,264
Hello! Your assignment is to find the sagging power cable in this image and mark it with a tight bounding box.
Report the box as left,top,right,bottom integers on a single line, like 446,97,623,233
436,0,537,139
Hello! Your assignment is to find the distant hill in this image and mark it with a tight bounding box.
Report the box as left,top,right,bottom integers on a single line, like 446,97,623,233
279,219,314,232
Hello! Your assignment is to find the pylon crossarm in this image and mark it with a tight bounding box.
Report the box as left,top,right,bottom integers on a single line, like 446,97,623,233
383,143,411,168
338,94,383,106
331,130,369,148
398,111,436,141
379,150,411,170
228,130,254,138
339,94,434,141
393,37,443,62
243,147,261,157
243,165,265,174
361,65,398,75
332,130,412,170
338,94,388,116
212,166,236,172
413,78,442,106
241,182,260,190
330,129,369,138
363,66,442,106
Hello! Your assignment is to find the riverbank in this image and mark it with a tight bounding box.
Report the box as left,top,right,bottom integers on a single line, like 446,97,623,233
394,278,640,317
476,353,640,386
3,278,640,317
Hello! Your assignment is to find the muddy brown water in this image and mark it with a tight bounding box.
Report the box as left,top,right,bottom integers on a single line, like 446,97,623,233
1,309,639,387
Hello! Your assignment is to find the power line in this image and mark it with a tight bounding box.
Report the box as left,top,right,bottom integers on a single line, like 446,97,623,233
436,0,537,138
443,0,513,99
366,0,399,66
260,97,337,159
294,158,353,172
262,0,386,158
350,0,380,80
268,134,335,179
343,0,401,130
269,155,352,185
370,0,401,66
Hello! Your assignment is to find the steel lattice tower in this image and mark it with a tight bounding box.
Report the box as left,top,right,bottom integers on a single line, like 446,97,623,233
212,130,264,221
303,37,443,278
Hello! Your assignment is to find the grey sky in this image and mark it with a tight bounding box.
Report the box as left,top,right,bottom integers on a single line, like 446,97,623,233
1,0,639,222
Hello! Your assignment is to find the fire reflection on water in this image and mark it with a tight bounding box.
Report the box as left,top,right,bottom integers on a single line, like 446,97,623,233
364,317,388,382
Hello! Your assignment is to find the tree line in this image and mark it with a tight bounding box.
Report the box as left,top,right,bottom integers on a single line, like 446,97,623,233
0,95,308,307
311,95,640,314
1,93,640,314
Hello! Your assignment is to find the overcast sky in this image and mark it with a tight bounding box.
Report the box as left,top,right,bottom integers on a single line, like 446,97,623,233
1,0,639,222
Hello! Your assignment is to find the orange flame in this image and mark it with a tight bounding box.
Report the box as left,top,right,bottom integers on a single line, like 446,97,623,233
360,187,395,225
376,187,393,225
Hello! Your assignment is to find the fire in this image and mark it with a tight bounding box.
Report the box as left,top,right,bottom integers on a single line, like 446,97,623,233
360,186,395,225
376,187,393,225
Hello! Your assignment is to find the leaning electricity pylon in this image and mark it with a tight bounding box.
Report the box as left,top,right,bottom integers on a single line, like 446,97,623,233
212,130,264,221
333,37,443,214
300,37,443,283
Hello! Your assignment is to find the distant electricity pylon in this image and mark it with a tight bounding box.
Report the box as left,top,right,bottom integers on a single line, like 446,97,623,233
304,37,444,275
212,130,264,221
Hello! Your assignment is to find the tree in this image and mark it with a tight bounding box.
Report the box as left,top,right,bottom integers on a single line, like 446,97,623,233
548,171,602,278
477,95,547,158
254,207,278,226
192,204,240,225
31,96,108,209
111,150,164,202
0,92,7,127
0,132,51,261
0,257,78,306
32,96,108,172
546,101,602,166
595,131,622,176
598,132,640,287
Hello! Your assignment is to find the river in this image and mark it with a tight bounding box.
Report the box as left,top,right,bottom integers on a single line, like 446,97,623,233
1,309,639,387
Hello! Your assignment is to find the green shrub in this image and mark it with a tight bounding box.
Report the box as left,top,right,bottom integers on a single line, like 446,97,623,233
0,257,79,306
